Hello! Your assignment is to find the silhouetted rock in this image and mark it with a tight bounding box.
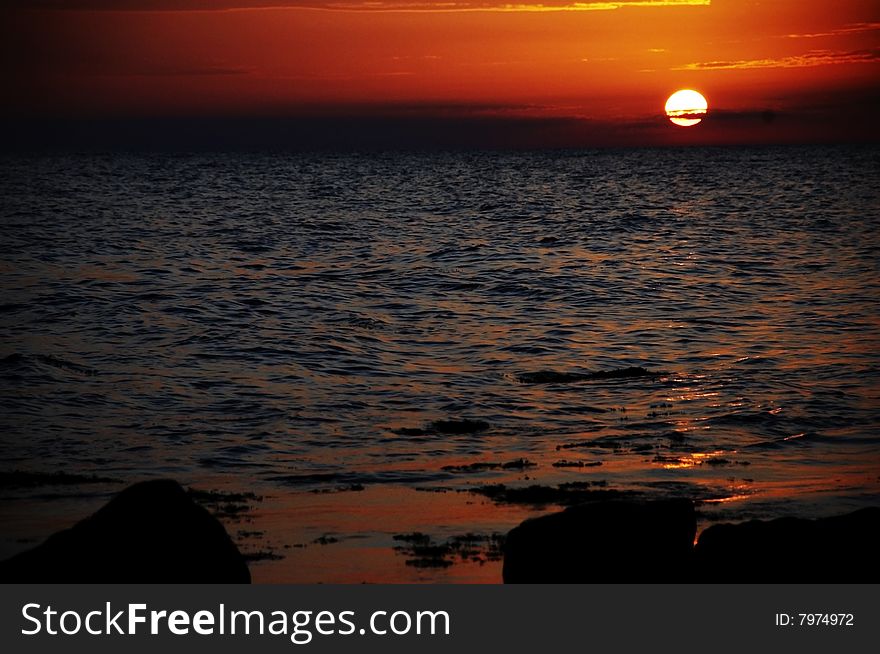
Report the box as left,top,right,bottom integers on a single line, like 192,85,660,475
0,479,250,583
694,507,879,582
517,367,658,384
503,499,695,583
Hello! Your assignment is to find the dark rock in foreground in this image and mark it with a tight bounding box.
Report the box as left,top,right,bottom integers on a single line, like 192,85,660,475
694,507,879,582
503,499,695,583
0,479,250,583
517,367,658,384
504,503,879,583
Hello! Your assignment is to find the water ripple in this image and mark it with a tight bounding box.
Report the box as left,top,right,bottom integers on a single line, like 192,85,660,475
1,147,879,517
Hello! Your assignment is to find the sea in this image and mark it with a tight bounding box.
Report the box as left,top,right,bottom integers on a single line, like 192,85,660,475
1,146,879,581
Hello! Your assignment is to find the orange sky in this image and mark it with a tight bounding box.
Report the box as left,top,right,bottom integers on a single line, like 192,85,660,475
2,0,879,147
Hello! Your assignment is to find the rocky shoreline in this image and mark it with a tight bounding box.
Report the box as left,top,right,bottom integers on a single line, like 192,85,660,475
1,480,875,583
504,500,878,583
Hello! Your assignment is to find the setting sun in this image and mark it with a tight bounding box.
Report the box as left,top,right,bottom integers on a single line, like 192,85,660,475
665,90,709,127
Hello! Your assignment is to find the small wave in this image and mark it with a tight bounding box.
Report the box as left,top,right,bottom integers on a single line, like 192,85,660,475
0,353,99,377
0,303,27,314
393,418,490,437
742,431,815,449
266,469,453,487
517,367,661,384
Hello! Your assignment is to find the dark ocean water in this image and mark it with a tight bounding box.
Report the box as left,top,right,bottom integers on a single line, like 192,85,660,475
1,146,879,535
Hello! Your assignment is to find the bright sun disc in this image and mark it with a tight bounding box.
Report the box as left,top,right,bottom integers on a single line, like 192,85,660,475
665,89,708,127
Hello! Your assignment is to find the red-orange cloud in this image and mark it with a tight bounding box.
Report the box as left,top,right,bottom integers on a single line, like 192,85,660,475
16,0,711,9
